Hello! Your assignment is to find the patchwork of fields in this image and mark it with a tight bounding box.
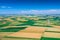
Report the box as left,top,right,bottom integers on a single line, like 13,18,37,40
0,16,60,40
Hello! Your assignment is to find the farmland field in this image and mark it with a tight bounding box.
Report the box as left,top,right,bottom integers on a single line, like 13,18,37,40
0,15,60,40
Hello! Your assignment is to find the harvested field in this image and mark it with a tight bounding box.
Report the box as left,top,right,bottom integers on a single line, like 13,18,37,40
1,37,39,40
53,26,60,29
8,32,42,38
20,27,46,33
46,28,60,32
0,32,15,37
7,27,46,39
43,32,60,38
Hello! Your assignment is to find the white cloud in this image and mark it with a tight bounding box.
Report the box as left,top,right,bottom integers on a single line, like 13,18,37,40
0,6,12,8
0,9,60,14
0,6,6,8
8,7,12,8
19,9,60,14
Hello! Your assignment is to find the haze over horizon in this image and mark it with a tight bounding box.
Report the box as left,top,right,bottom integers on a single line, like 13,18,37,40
0,0,60,14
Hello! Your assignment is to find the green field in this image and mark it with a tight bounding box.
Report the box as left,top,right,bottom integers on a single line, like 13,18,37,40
0,16,60,40
0,27,27,32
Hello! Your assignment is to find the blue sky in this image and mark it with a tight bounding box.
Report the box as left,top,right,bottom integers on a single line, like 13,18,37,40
0,0,60,14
